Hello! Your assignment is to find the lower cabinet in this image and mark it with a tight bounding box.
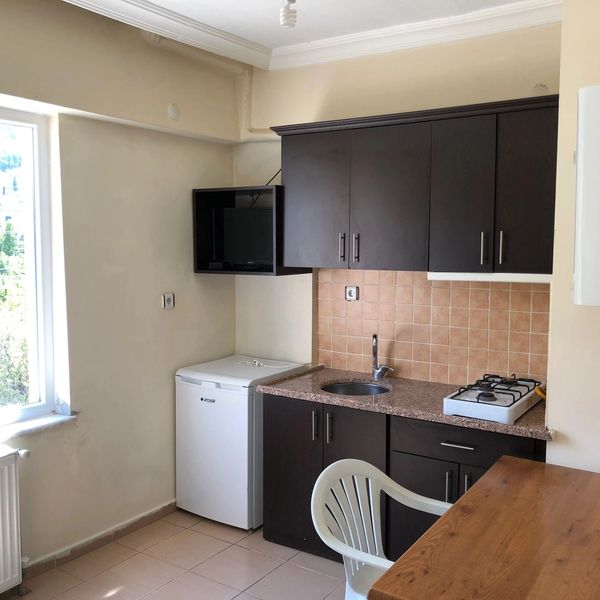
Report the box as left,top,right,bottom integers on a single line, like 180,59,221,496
386,417,544,560
263,394,387,559
263,395,546,563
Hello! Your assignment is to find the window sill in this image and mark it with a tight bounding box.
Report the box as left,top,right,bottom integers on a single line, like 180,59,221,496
0,413,77,443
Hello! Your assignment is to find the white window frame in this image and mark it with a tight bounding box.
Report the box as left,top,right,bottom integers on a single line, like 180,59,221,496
0,107,55,425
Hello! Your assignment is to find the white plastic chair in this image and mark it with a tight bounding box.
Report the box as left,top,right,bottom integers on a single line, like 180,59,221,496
311,458,451,600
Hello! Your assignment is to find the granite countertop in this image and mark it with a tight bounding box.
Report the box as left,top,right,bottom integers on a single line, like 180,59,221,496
257,366,551,441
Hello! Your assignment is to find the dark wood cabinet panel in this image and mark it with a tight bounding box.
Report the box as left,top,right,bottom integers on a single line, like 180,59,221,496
323,405,387,470
387,452,458,560
281,131,350,268
263,395,323,553
429,115,497,272
263,396,387,560
390,416,536,469
494,107,558,274
459,464,487,497
349,123,431,271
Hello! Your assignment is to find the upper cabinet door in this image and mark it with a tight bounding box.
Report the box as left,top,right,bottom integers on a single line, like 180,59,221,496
494,108,558,274
349,123,431,271
429,115,497,272
281,131,350,268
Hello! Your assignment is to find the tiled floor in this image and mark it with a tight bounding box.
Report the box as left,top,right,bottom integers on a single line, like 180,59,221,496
13,511,346,600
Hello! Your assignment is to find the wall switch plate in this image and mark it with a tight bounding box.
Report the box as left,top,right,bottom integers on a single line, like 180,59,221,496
162,292,175,309
345,286,359,301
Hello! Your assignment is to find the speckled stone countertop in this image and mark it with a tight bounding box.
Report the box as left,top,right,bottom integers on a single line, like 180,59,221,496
257,366,551,441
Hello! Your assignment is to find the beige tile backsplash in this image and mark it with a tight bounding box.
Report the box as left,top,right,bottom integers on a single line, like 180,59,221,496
316,270,550,386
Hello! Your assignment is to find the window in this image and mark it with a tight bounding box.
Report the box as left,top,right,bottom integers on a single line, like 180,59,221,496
0,108,54,425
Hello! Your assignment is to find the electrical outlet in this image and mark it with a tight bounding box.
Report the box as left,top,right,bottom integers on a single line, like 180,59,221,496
345,286,359,301
162,292,175,309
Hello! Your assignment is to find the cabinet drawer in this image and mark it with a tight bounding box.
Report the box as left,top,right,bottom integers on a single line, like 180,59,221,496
390,417,535,469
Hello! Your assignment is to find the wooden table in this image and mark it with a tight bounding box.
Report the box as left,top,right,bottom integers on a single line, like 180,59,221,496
369,456,600,599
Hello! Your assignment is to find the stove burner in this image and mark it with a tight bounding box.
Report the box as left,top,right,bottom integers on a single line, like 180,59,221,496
450,373,542,408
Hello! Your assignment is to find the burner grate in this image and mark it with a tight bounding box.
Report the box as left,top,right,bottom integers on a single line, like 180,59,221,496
451,373,541,407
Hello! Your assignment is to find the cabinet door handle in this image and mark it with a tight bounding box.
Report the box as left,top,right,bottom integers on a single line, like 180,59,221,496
498,230,505,265
326,412,332,444
338,233,346,262
444,470,451,503
440,441,475,451
464,473,471,494
480,231,486,265
311,410,318,441
352,233,360,263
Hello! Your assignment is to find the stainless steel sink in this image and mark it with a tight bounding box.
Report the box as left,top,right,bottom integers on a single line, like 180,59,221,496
321,382,390,396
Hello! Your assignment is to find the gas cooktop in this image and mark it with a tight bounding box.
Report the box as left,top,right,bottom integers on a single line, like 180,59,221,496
443,374,543,425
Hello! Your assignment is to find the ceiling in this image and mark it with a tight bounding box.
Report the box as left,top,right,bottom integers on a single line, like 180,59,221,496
62,0,562,69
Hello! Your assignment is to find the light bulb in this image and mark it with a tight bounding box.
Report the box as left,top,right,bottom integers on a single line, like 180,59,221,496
280,0,297,28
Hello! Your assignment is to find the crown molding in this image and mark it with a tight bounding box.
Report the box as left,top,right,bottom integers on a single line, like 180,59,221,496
63,0,561,72
62,0,272,68
270,0,562,69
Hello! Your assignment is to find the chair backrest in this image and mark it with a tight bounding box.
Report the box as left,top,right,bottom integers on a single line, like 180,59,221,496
311,458,451,590
311,459,391,585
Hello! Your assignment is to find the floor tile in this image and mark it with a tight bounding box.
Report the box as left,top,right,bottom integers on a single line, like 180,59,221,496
144,529,230,569
59,542,136,581
192,519,251,543
244,563,339,600
88,553,184,596
289,552,345,580
56,570,148,600
116,521,184,551
161,509,203,528
192,545,282,591
142,572,239,600
324,581,346,599
236,530,298,561
19,568,82,600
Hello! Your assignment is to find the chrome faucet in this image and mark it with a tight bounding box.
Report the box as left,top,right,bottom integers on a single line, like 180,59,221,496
372,334,393,380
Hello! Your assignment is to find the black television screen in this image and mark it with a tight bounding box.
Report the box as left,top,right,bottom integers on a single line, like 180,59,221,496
217,208,273,267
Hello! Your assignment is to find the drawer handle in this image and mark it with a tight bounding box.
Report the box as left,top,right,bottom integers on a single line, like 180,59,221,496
444,470,451,503
441,441,475,451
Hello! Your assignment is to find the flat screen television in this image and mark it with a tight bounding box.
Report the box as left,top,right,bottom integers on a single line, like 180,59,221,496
211,208,273,271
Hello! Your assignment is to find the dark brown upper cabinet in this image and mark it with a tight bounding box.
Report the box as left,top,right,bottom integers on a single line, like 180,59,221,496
429,115,497,272
280,125,430,270
273,95,558,274
281,131,351,269
494,107,558,274
349,124,430,271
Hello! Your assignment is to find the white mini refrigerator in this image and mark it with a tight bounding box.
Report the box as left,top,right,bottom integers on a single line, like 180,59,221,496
176,354,303,530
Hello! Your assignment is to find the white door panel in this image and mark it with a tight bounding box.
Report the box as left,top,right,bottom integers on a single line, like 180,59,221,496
176,378,251,529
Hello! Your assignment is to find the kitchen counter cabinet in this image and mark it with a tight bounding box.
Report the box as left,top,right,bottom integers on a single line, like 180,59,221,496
261,367,549,563
263,394,386,559
387,416,541,559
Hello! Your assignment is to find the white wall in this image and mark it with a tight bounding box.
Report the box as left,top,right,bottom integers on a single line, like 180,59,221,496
546,0,600,471
233,142,314,364
0,0,240,141
14,115,236,561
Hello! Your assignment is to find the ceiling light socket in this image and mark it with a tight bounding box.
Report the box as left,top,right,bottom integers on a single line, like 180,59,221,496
280,0,297,28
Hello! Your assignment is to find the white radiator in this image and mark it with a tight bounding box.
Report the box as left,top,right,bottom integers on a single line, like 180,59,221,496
0,450,22,593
